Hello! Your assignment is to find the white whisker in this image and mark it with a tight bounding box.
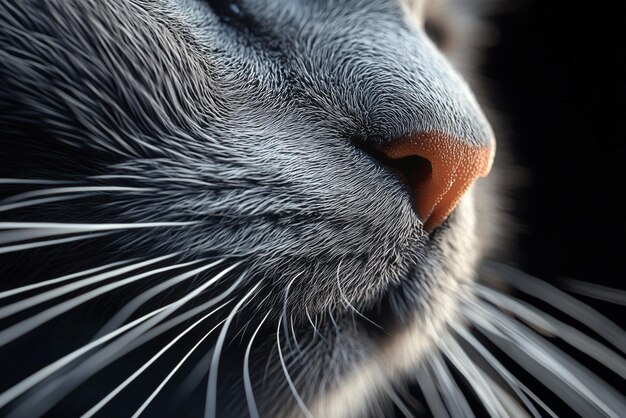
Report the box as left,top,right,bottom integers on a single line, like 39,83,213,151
6,263,241,418
425,352,475,418
244,312,271,418
449,321,550,418
484,376,532,417
0,194,86,213
0,303,171,409
82,305,228,418
483,261,625,350
94,259,225,338
275,310,313,418
262,341,279,387
205,281,260,418
382,384,416,418
0,256,190,347
0,229,94,244
0,260,129,300
0,179,74,185
0,221,197,231
176,347,215,400
416,364,450,418
475,284,626,375
305,307,327,344
131,317,225,418
563,279,626,306
289,314,303,359
0,254,180,320
0,232,111,255
93,174,217,187
465,301,626,417
281,274,302,355
335,260,383,330
0,222,196,252
328,308,340,336
438,333,509,417
2,186,155,204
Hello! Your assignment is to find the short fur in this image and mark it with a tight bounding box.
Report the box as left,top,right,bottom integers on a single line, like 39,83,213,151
1,1,623,417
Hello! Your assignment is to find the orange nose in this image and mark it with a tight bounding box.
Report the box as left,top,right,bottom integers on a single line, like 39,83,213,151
379,132,495,232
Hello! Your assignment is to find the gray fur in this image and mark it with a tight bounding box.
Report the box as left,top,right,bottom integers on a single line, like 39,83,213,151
0,0,494,415
3,1,621,417
1,0,493,315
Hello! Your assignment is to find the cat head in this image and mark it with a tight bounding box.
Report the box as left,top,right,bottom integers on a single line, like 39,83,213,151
1,0,499,415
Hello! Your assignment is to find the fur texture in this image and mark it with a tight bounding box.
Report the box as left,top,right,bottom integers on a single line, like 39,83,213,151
1,1,623,417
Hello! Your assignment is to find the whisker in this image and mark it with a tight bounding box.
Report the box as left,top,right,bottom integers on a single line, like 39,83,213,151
484,377,532,417
289,314,303,359
0,303,171,409
275,314,313,418
328,308,340,336
425,352,475,418
305,307,327,344
6,263,241,418
227,294,272,348
0,260,130,300
93,174,217,188
0,221,197,232
0,254,180,320
0,229,95,244
93,259,225,339
562,279,626,306
394,385,424,417
382,384,416,418
262,341,278,387
438,333,509,417
483,261,625,350
449,321,549,418
0,221,195,253
474,284,626,375
205,281,260,418
335,260,384,330
465,301,626,417
416,364,450,418
0,256,191,347
131,318,225,418
82,305,229,418
0,179,76,185
0,232,111,255
1,186,155,204
0,194,86,213
244,312,271,418
281,274,302,355
176,347,215,400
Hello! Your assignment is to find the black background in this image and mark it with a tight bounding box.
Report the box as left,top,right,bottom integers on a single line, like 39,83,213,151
485,0,625,291
472,2,626,414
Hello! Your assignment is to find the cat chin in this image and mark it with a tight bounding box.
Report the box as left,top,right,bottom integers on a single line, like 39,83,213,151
300,196,482,417
245,195,481,417
308,288,463,418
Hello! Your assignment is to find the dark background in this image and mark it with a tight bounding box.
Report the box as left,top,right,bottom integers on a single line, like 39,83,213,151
470,2,626,414
484,0,625,291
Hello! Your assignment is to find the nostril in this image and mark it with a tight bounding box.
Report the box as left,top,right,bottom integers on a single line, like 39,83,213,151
387,155,433,196
356,132,494,232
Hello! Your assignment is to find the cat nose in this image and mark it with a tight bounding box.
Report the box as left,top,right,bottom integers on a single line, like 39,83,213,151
376,132,495,232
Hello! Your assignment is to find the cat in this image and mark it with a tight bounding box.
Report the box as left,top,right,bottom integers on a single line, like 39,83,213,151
0,0,624,417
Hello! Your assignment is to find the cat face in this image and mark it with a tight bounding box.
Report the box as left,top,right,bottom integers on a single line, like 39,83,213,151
1,0,498,416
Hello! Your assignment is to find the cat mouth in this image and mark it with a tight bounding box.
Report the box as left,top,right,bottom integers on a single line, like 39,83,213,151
359,274,428,335
345,220,454,336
